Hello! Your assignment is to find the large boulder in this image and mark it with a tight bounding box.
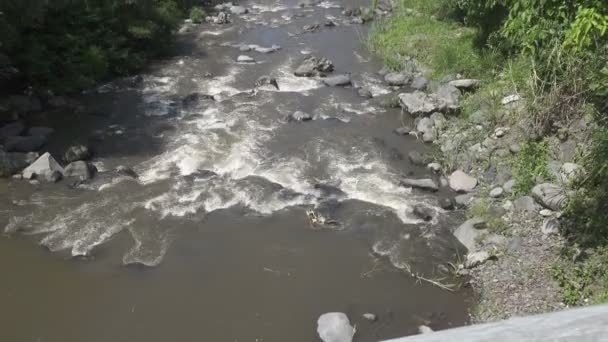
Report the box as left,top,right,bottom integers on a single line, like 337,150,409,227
453,217,487,252
317,313,355,342
294,56,334,77
322,74,351,87
449,170,477,193
22,152,64,180
532,183,566,211
4,135,48,152
0,151,38,177
64,145,92,163
400,178,439,192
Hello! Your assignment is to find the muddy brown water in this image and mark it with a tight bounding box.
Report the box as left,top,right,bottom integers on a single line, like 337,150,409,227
0,0,472,341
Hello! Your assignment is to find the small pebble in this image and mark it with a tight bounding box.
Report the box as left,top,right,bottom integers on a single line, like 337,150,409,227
495,128,505,138
489,187,504,198
540,209,554,217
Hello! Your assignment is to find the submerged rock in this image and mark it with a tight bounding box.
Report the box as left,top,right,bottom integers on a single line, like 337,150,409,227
64,161,96,180
357,87,373,98
287,111,312,122
323,74,351,87
412,204,434,221
115,165,138,178
317,313,355,342
255,76,279,90
400,178,439,192
22,152,64,181
294,56,334,77
237,55,255,63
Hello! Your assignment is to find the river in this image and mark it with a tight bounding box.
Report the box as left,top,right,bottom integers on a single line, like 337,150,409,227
0,0,471,340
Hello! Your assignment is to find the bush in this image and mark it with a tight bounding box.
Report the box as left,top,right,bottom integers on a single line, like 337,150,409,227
190,6,206,24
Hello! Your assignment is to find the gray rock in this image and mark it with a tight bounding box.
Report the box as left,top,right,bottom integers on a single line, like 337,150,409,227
44,170,62,183
412,204,434,221
435,84,461,110
454,218,487,252
489,187,504,198
560,163,582,183
287,111,312,122
408,151,431,166
394,126,411,135
64,161,95,180
0,121,25,141
323,74,351,87
303,24,321,32
419,325,434,334
4,135,48,152
540,209,554,217
0,151,38,177
400,178,439,192
27,126,54,138
428,163,441,173
22,152,64,180
363,313,377,321
430,112,446,130
411,76,428,90
514,196,539,213
503,179,515,194
317,312,355,342
448,79,480,90
465,250,492,268
384,72,410,86
439,197,455,210
509,143,521,154
215,11,231,24
294,56,334,77
416,117,435,142
542,218,560,235
449,170,477,193
229,5,248,15
351,16,364,24
399,91,442,116
531,183,566,211
455,193,475,208
324,20,337,27
64,145,91,163
237,55,255,63
255,76,279,90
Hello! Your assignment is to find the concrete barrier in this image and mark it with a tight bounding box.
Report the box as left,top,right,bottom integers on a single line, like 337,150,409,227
383,304,608,342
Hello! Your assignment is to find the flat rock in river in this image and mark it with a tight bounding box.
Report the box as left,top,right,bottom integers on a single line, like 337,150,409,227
294,56,334,77
323,74,351,87
400,178,439,192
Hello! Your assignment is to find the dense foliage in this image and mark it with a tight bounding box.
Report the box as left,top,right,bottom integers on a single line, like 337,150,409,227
0,0,199,93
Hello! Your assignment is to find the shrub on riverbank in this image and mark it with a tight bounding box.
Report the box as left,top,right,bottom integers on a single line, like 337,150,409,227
369,0,608,309
0,0,199,93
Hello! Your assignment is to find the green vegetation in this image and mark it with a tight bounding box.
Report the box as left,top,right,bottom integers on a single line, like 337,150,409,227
0,0,202,93
511,141,551,196
468,198,508,233
190,7,207,24
370,0,608,307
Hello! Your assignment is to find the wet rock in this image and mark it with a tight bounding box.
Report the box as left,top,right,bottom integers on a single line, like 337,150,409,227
412,204,434,221
542,218,560,235
407,151,431,166
362,313,377,322
229,5,248,15
440,197,455,210
64,161,95,180
237,55,255,63
214,12,231,24
0,121,25,141
253,45,281,53
489,187,504,198
323,74,352,87
342,7,361,17
115,165,138,178
357,88,373,98
411,76,428,90
294,56,334,77
416,117,436,143
418,325,434,334
303,24,321,32
400,178,439,192
287,111,312,122
448,170,477,193
299,0,321,7
398,91,442,116
182,93,215,106
351,16,364,24
44,170,62,183
0,151,38,177
317,313,355,342
64,145,91,163
465,250,492,269
394,126,411,135
453,217,487,252
531,183,566,211
4,135,48,152
255,76,279,90
384,72,410,86
448,79,480,90
22,152,64,180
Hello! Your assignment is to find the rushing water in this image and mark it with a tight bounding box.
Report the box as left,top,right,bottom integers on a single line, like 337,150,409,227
0,0,471,340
